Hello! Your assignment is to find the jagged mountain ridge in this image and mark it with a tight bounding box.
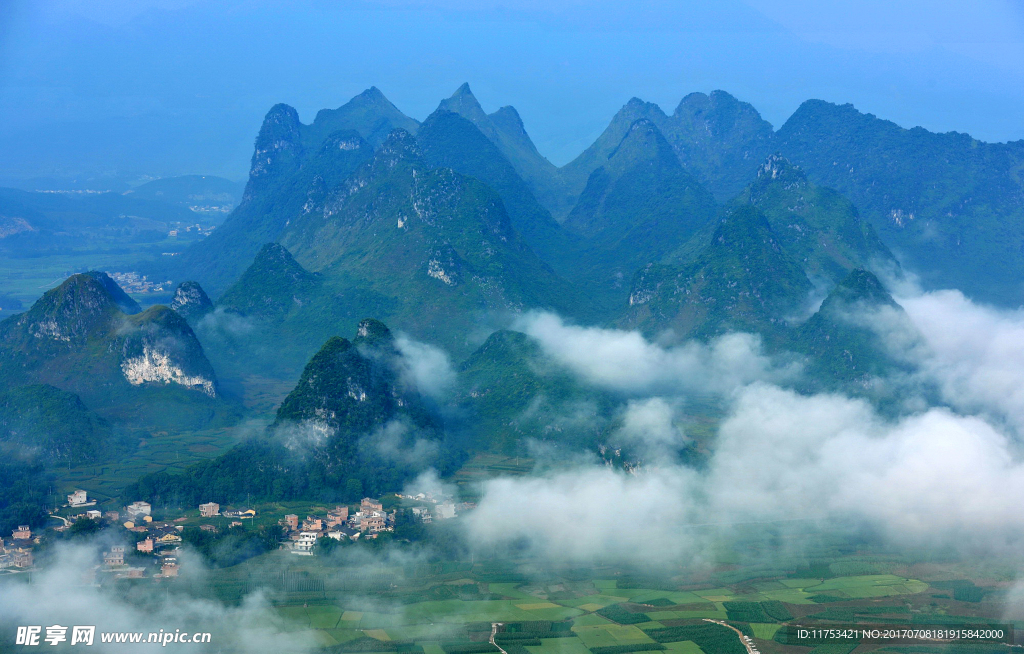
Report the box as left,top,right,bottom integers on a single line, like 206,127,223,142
157,101,381,294
436,83,569,218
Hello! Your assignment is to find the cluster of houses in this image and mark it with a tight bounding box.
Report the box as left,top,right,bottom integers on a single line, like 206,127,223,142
0,488,101,572
26,487,474,573
92,501,182,579
282,497,395,555
57,490,115,526
88,543,180,582
0,526,35,570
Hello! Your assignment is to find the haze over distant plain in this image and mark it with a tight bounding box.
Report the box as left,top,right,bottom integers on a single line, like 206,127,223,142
1,0,1022,183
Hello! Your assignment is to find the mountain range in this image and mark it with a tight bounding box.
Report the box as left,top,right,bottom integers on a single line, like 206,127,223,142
148,83,1023,311
2,82,1017,515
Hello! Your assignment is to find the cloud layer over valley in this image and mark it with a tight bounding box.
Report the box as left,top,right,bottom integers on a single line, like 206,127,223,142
464,290,1024,564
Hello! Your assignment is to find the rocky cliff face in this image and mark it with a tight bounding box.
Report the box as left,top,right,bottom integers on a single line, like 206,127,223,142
117,306,218,397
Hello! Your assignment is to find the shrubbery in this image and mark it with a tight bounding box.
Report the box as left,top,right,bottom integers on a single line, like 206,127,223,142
596,603,650,625
647,624,745,654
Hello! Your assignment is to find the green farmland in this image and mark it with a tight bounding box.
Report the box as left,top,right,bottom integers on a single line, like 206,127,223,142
171,552,980,654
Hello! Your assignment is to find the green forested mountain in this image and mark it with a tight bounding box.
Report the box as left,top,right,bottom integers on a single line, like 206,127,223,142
274,129,586,351
776,99,1024,304
218,243,321,321
792,268,913,385
564,118,718,305
454,329,613,455
416,109,576,268
0,272,233,430
623,205,813,339
274,319,441,444
169,280,214,323
306,86,420,149
436,83,568,218
732,154,896,284
126,319,457,507
0,384,121,466
158,105,376,295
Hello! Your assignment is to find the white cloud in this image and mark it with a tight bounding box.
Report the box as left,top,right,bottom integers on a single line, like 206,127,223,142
894,288,1024,434
613,397,688,459
364,419,440,467
708,384,1024,546
395,333,456,401
513,311,798,396
465,381,1024,563
463,464,705,563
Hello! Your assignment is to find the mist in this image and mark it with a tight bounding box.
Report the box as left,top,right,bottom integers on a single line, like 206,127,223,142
11,283,1024,644
0,542,320,653
463,291,1024,565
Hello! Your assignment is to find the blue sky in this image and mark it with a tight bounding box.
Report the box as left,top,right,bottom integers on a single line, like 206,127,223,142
1,0,1022,184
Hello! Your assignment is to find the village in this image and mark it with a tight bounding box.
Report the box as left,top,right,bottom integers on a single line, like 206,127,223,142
3,487,468,579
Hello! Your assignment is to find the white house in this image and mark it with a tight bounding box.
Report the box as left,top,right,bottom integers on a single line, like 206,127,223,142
291,532,318,555
199,502,220,517
124,501,151,520
68,490,88,506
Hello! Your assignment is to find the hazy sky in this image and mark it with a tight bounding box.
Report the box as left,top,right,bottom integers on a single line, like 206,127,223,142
1,0,1022,184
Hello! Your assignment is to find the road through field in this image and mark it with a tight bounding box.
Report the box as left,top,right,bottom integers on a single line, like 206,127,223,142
490,623,508,654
